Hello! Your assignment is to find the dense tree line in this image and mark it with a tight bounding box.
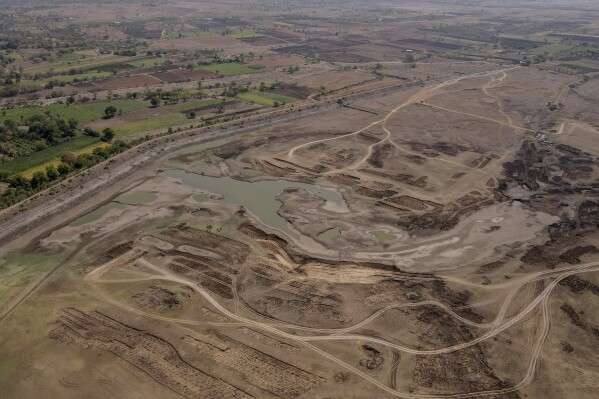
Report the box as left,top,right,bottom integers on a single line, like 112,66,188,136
0,114,81,160
0,140,131,209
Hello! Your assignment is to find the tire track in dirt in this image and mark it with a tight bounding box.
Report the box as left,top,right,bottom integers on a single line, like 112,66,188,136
108,258,599,399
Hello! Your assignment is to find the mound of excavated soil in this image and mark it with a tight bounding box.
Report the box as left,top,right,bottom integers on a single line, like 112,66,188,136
131,286,182,310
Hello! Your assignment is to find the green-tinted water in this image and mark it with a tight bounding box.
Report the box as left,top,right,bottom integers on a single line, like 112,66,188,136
161,169,344,236
317,227,341,241
192,193,211,202
240,167,264,177
192,209,213,217
115,191,157,205
369,230,396,241
71,202,127,226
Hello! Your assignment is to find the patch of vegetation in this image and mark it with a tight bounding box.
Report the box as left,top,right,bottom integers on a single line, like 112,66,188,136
564,60,599,70
0,100,149,126
169,98,234,113
369,230,396,241
530,44,573,55
126,58,168,68
197,62,264,77
317,227,341,241
0,104,98,124
226,30,264,39
0,140,132,209
25,55,141,75
20,143,109,178
237,91,297,107
164,30,211,39
112,112,189,137
0,136,100,174
240,167,264,177
80,99,148,114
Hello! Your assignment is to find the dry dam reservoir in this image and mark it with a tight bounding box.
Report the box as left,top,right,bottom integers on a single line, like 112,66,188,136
0,1,599,399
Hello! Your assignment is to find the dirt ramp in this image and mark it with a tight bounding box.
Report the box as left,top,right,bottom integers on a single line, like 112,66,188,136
131,286,184,310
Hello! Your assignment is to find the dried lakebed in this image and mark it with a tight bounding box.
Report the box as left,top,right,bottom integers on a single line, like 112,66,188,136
160,170,560,272
160,169,347,237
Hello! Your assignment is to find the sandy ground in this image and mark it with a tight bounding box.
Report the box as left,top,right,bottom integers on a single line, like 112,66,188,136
2,55,599,399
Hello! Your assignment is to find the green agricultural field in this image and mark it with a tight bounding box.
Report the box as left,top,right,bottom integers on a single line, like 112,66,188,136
18,82,42,91
197,63,264,77
0,99,173,175
80,99,149,114
112,112,189,137
0,104,98,123
564,60,599,70
530,44,573,55
0,136,100,174
169,98,234,113
24,55,123,74
237,92,298,107
126,58,168,68
24,55,145,75
7,53,23,62
56,52,89,62
34,71,111,85
497,33,558,43
227,31,264,39
20,143,110,178
164,30,211,39
0,100,149,125
0,106,46,122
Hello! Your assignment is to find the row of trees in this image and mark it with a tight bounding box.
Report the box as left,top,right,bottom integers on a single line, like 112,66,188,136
0,114,81,160
0,140,131,210
83,126,115,142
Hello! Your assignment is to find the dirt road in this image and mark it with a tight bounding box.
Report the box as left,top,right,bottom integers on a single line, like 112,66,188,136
102,257,599,399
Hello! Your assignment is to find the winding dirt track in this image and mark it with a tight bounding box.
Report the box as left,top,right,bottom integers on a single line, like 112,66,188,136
7,64,593,397
287,66,521,178
87,256,599,399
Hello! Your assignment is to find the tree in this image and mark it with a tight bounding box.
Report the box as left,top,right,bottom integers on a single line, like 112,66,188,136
101,128,115,142
66,96,75,105
150,97,160,107
92,146,110,159
3,119,16,131
74,154,89,169
84,127,100,137
9,175,30,189
188,111,196,119
30,171,48,188
103,105,117,119
61,152,77,166
57,162,71,175
46,165,59,180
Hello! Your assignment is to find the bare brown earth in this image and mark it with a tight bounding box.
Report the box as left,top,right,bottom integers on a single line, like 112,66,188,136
2,2,599,399
2,60,599,399
49,308,253,399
